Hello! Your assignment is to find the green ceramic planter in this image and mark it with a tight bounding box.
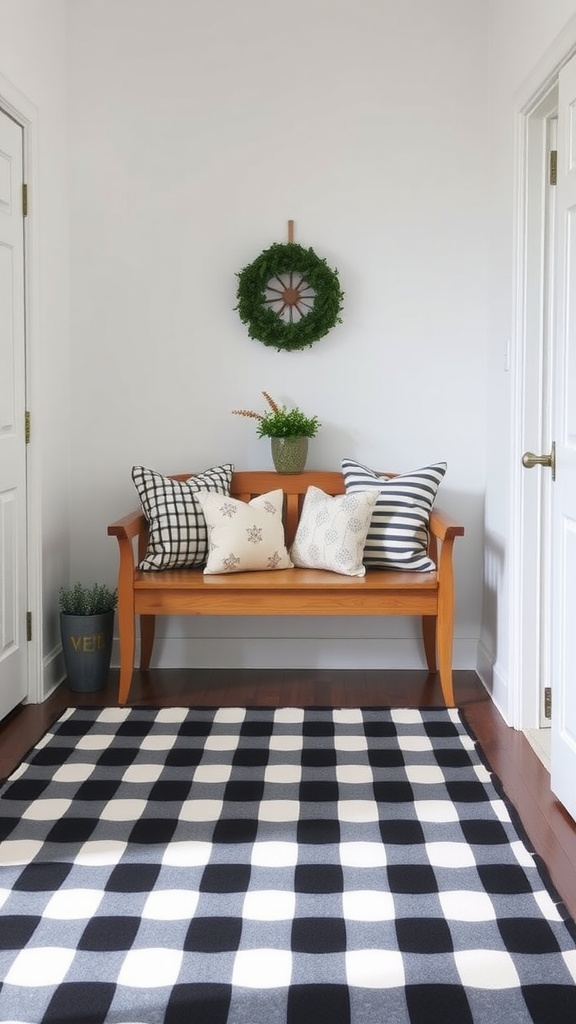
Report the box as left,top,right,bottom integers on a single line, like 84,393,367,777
270,436,309,474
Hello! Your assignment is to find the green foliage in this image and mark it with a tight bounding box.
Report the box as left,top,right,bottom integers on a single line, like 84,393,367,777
236,242,344,351
256,406,320,438
232,392,320,438
59,582,118,616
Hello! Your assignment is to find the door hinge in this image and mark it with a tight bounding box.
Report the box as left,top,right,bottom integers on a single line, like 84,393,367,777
544,686,552,719
26,612,32,642
550,150,557,186
25,410,31,444
22,183,28,217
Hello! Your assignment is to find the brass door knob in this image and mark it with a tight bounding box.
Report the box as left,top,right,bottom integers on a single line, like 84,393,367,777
522,441,556,480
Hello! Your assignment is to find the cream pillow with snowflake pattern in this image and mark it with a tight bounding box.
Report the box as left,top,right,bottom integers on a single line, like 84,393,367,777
195,489,293,574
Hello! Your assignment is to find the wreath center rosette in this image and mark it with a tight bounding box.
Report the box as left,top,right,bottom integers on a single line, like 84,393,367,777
236,241,344,352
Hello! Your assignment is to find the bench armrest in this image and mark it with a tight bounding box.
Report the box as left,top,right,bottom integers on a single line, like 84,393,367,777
429,507,465,543
108,509,149,606
107,509,147,542
428,507,464,597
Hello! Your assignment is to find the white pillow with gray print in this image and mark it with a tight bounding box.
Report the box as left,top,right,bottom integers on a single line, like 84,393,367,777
290,486,378,577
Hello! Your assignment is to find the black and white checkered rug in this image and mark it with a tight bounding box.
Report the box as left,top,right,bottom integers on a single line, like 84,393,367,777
0,706,575,1024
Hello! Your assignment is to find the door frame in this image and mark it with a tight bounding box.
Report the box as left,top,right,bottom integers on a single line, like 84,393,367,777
0,74,41,704
510,23,576,730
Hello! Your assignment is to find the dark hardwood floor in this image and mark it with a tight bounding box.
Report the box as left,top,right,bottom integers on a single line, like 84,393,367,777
1,668,574,919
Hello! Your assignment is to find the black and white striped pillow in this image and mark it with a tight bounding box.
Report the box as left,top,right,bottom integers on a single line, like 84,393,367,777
341,459,447,571
132,464,233,570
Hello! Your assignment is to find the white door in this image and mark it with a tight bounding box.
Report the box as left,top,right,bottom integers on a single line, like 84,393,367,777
519,93,557,734
0,109,28,719
550,52,576,817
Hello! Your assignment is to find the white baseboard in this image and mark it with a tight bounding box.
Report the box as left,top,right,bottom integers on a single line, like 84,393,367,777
112,636,478,671
39,634,479,702
476,640,510,723
37,644,65,703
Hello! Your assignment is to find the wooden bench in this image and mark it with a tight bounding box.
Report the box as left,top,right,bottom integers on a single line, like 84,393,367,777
108,470,464,706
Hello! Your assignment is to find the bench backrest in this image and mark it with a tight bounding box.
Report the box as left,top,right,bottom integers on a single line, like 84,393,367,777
175,470,348,548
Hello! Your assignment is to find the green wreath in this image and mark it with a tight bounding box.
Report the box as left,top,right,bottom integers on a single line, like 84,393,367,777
235,241,344,352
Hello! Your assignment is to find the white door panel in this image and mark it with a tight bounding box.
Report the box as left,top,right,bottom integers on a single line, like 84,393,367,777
551,52,576,818
0,109,27,719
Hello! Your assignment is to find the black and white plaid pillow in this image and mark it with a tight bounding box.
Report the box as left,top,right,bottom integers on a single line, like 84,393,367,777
132,464,233,570
341,458,447,571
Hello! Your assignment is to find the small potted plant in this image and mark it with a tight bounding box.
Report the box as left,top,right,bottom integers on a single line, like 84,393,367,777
232,391,321,473
59,582,117,692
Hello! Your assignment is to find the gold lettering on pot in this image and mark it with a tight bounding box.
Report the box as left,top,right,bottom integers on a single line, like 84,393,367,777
69,633,107,652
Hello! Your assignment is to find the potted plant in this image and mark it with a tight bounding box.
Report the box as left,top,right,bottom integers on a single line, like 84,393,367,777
232,391,321,473
59,582,117,692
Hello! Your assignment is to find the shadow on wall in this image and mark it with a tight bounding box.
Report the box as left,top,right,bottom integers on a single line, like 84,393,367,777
480,529,506,689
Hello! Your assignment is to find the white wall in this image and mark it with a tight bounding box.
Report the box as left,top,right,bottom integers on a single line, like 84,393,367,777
66,0,490,671
4,0,575,694
482,0,576,717
0,0,71,697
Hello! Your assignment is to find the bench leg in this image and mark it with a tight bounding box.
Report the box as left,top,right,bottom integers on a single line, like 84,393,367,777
117,601,135,706
140,615,156,672
436,607,455,708
422,616,437,672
